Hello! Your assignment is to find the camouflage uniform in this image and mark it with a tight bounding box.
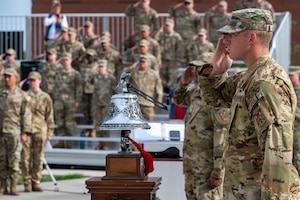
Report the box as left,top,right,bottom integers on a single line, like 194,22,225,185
128,58,163,121
169,5,202,44
90,67,116,149
198,9,300,199
53,63,82,146
293,84,300,174
43,61,62,101
124,3,159,35
155,27,182,89
0,70,31,195
204,9,231,46
3,61,20,75
21,73,54,191
125,52,159,72
0,66,4,89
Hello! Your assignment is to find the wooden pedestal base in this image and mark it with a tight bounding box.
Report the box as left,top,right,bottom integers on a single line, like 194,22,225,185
103,152,145,180
86,176,162,200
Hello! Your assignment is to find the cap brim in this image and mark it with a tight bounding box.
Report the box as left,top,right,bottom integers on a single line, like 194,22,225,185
188,60,206,67
217,25,244,34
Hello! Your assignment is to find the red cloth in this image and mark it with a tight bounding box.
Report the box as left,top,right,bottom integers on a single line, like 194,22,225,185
127,136,154,175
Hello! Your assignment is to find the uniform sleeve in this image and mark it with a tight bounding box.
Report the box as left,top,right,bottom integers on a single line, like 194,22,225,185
173,81,192,107
45,95,55,137
168,6,176,17
75,72,83,103
210,107,230,179
124,4,136,16
21,95,32,134
155,73,163,103
249,81,300,198
151,9,159,34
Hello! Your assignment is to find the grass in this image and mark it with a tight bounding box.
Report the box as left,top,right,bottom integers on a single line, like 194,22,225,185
17,173,89,185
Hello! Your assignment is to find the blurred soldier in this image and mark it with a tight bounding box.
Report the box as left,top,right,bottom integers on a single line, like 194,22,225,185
124,0,159,36
100,31,118,51
78,21,98,49
52,53,82,148
90,59,116,150
0,68,31,196
21,72,55,192
169,0,202,45
181,28,215,67
174,53,229,200
45,26,69,55
79,49,98,129
43,48,62,101
125,39,159,72
0,56,4,88
96,36,123,79
128,55,163,121
155,18,182,91
44,0,68,41
204,0,231,46
3,48,20,74
198,9,300,198
288,66,300,174
60,27,86,71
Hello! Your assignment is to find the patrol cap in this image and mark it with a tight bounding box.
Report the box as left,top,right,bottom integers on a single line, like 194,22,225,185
28,71,42,80
139,39,149,47
218,0,227,7
288,66,300,75
184,0,193,3
68,27,77,34
165,18,174,26
61,52,72,60
61,26,68,32
84,21,93,27
6,48,16,55
140,25,150,32
100,36,109,43
218,8,274,34
86,48,97,56
139,55,149,62
101,31,111,38
47,48,57,55
4,68,18,77
189,52,213,67
198,28,207,36
97,59,107,67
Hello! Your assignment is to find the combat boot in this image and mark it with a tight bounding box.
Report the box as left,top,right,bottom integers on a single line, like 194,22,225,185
10,179,19,196
24,183,32,192
53,140,65,148
32,182,43,192
0,179,8,195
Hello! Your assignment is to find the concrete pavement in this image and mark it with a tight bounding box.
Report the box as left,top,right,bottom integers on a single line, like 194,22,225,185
0,168,105,200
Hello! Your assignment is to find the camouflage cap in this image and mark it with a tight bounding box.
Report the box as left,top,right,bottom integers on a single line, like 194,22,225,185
84,21,93,27
140,24,150,32
97,59,107,67
139,39,149,47
218,0,227,7
4,68,18,77
61,26,68,32
86,48,97,56
189,52,213,67
6,48,16,55
165,18,174,26
218,8,274,34
198,28,207,36
68,27,77,34
139,55,149,62
61,52,72,60
101,31,111,38
28,71,42,80
47,48,57,55
100,36,109,43
288,66,300,75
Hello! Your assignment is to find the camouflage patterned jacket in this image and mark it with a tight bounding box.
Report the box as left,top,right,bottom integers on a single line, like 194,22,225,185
174,81,229,180
169,7,202,42
198,55,300,199
124,4,159,34
27,89,55,137
60,40,86,71
0,87,32,134
53,67,83,103
43,62,62,95
129,67,163,107
79,61,98,94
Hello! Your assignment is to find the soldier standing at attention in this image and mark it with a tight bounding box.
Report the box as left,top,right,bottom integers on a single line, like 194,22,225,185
169,0,202,46
3,48,20,74
128,55,163,121
124,0,159,37
288,66,300,174
21,72,55,192
0,68,31,196
197,8,300,199
204,0,231,47
174,52,230,200
90,59,116,150
78,21,98,49
52,53,82,148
